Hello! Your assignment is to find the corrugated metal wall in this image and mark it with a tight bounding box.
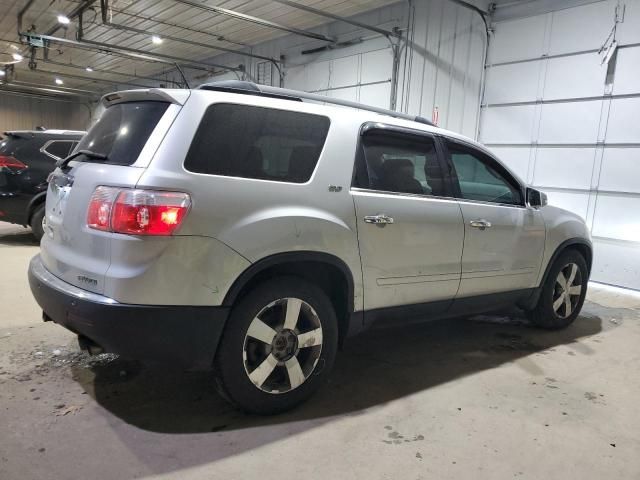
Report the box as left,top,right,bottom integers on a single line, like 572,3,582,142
195,0,488,139
0,91,91,132
480,0,640,290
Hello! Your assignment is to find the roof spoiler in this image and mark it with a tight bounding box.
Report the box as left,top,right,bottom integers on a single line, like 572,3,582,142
198,81,435,127
101,88,191,108
3,131,29,139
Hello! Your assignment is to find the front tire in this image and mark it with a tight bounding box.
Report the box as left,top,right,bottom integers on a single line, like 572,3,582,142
528,250,588,329
214,277,338,415
30,204,45,241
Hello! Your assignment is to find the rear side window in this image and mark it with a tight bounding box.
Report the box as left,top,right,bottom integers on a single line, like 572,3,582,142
42,140,75,160
354,130,447,197
74,101,169,166
184,104,330,183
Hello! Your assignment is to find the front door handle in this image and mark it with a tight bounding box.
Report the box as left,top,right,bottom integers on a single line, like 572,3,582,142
469,219,492,230
364,214,394,225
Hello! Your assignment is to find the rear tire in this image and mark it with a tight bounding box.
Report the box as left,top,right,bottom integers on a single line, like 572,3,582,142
214,276,338,415
30,204,45,241
528,250,588,329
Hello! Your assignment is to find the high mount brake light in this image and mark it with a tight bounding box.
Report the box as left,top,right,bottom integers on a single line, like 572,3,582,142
87,187,191,236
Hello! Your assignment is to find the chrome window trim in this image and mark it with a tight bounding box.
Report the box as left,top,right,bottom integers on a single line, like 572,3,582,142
455,196,530,210
39,139,75,161
350,186,459,204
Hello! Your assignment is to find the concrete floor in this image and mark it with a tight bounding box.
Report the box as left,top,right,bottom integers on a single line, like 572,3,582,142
1,221,639,480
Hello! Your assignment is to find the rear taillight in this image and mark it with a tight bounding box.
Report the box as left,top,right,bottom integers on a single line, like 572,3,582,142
0,155,27,170
87,187,191,236
87,186,119,231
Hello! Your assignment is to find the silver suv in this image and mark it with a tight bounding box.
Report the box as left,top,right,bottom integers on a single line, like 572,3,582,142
28,81,591,414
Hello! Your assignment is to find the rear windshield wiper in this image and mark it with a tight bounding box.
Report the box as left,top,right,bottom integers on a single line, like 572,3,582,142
56,150,108,169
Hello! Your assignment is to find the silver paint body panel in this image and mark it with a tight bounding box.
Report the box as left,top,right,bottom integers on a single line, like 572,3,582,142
37,88,591,310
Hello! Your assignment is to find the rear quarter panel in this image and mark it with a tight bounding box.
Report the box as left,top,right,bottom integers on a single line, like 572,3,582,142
135,91,364,309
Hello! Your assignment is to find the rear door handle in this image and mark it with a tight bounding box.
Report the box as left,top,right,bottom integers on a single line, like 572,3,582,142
469,219,492,230
364,214,394,225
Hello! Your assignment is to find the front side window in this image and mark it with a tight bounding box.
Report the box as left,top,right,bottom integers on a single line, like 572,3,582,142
354,130,446,197
184,104,330,183
446,140,522,205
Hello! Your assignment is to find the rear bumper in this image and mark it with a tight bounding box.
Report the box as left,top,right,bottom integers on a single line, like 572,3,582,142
28,254,229,370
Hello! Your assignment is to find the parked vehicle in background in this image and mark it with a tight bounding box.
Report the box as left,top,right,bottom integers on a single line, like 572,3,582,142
28,82,592,414
0,129,85,240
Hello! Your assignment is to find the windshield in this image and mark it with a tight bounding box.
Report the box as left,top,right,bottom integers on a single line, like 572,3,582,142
74,101,169,166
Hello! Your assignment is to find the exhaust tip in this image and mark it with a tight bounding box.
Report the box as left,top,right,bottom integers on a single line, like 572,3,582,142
77,335,104,356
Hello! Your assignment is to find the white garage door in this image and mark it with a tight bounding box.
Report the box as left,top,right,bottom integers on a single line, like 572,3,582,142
284,47,393,110
480,0,640,290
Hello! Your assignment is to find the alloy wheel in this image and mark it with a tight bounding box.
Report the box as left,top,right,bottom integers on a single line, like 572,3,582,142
552,263,583,319
243,297,323,394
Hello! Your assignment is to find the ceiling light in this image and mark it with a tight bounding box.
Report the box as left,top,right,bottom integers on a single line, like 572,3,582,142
85,67,94,72
0,70,5,77
57,15,70,25
12,53,23,61
151,35,163,44
55,78,64,85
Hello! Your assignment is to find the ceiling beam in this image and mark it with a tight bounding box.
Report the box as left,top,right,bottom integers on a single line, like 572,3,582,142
42,58,181,86
271,0,400,38
31,67,151,89
0,85,91,103
21,32,241,75
104,7,249,48
99,0,281,65
170,0,335,43
2,37,179,83
5,79,98,96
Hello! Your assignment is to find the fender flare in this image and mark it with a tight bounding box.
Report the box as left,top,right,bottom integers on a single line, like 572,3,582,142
222,251,355,313
523,238,593,310
540,238,593,287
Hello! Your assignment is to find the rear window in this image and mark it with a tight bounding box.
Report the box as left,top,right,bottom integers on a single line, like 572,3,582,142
74,101,169,166
0,136,30,156
184,103,330,183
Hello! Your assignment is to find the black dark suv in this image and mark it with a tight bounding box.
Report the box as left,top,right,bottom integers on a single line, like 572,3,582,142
0,129,85,239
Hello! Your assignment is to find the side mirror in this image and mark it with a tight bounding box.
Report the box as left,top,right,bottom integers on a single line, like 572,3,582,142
527,188,548,208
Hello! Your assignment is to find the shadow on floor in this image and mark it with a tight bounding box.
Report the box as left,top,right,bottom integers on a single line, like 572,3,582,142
71,306,605,434
0,226,38,246
65,305,610,475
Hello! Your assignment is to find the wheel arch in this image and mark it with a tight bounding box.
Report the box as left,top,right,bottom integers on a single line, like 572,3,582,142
26,191,47,223
540,238,593,287
522,238,592,311
222,251,356,343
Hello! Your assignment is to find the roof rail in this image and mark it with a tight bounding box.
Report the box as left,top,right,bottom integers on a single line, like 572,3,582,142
197,81,435,126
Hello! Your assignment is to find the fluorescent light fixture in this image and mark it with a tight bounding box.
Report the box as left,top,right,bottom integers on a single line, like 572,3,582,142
151,35,163,44
57,15,71,25
0,70,5,77
85,67,94,72
55,78,64,85
12,53,23,61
